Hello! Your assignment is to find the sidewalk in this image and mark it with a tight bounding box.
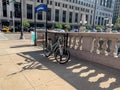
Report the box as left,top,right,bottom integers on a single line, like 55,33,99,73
0,40,120,90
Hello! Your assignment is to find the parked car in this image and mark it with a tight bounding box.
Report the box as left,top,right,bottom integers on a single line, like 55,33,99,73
23,27,29,32
1,27,10,32
10,26,21,32
54,29,65,32
29,27,35,32
70,29,79,32
35,27,46,31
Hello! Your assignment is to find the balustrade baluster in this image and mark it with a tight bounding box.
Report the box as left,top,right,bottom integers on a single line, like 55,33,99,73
109,39,117,57
77,36,82,50
68,36,72,48
101,39,108,55
93,38,100,54
72,37,77,49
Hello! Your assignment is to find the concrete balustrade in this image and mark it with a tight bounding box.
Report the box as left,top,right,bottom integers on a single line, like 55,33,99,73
36,30,120,70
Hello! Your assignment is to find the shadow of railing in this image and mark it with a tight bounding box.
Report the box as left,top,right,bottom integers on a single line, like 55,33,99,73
7,49,120,90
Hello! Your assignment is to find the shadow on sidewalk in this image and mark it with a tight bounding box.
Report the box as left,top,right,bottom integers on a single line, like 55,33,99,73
10,44,34,48
8,50,120,90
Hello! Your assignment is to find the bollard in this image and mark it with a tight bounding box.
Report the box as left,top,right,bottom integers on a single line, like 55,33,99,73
31,31,35,44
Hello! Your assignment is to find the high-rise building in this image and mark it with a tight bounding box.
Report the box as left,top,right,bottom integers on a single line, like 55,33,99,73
113,0,120,24
0,0,115,29
94,0,115,27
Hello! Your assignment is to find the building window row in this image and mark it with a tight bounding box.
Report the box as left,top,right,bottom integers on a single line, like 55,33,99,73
66,0,94,8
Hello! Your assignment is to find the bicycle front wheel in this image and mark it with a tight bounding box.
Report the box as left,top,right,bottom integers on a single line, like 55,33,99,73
43,44,51,57
55,48,70,64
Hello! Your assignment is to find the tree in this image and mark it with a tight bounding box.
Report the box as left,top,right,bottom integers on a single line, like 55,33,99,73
55,23,62,29
114,17,120,30
23,20,30,28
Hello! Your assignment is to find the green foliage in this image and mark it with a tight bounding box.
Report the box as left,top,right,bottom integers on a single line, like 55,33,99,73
23,20,30,27
116,17,120,23
86,25,92,30
114,17,120,30
55,23,63,29
95,26,102,32
114,23,120,29
64,24,71,29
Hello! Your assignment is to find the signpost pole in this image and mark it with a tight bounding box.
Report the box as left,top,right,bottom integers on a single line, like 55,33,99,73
34,1,37,46
45,0,48,47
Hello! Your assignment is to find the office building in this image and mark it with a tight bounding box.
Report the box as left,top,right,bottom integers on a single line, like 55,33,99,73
113,0,120,24
0,0,114,29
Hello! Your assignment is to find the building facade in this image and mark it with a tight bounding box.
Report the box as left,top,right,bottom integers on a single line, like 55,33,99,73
0,0,114,29
94,0,115,27
113,0,120,24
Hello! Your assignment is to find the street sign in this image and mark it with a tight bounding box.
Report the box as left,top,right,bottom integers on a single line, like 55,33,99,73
35,4,47,13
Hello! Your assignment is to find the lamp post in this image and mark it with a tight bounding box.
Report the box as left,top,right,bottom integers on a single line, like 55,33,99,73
79,21,82,32
12,1,15,32
34,0,37,46
79,20,87,32
19,0,24,39
52,20,55,30
104,17,109,31
45,0,48,47
93,0,97,29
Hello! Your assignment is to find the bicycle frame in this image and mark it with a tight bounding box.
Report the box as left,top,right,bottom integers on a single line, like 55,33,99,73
48,37,62,53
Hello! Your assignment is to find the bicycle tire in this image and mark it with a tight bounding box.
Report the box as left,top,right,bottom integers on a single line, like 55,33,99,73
55,47,70,64
43,44,51,57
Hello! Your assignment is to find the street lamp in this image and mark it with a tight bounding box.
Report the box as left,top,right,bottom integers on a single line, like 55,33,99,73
45,0,48,47
104,17,109,31
19,0,24,39
79,20,87,32
93,0,97,29
34,0,37,46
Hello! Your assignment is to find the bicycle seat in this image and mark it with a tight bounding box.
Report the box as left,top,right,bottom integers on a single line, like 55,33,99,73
48,38,52,40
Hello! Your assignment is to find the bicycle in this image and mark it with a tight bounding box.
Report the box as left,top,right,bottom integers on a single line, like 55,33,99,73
43,36,70,64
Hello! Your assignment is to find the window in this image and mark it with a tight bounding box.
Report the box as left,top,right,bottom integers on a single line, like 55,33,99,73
69,12,72,23
37,0,40,2
27,4,33,19
86,14,88,22
58,3,60,7
2,0,7,17
55,9,59,22
38,11,42,20
75,13,78,23
41,0,43,3
47,8,51,21
90,15,92,24
14,2,21,18
62,10,66,22
55,2,57,6
50,1,52,5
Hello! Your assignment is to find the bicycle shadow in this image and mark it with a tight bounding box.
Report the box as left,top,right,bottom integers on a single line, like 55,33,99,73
8,50,120,90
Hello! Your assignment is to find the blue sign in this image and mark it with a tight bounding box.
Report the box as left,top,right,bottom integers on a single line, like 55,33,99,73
35,4,47,13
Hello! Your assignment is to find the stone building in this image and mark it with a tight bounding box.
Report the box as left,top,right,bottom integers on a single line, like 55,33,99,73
0,0,114,29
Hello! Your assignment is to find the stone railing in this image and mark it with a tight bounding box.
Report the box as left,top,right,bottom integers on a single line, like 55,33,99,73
37,30,120,70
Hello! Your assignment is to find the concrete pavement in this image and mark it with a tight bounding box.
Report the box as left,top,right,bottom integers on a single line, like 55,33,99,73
0,33,8,40
0,39,120,90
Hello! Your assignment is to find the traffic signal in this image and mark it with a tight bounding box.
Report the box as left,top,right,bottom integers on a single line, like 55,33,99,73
6,0,9,5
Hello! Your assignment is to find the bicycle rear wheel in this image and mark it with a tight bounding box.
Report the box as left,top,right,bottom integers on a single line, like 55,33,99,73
55,47,70,64
43,44,51,57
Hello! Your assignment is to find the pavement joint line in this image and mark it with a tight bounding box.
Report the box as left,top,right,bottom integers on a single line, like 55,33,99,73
6,50,35,89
